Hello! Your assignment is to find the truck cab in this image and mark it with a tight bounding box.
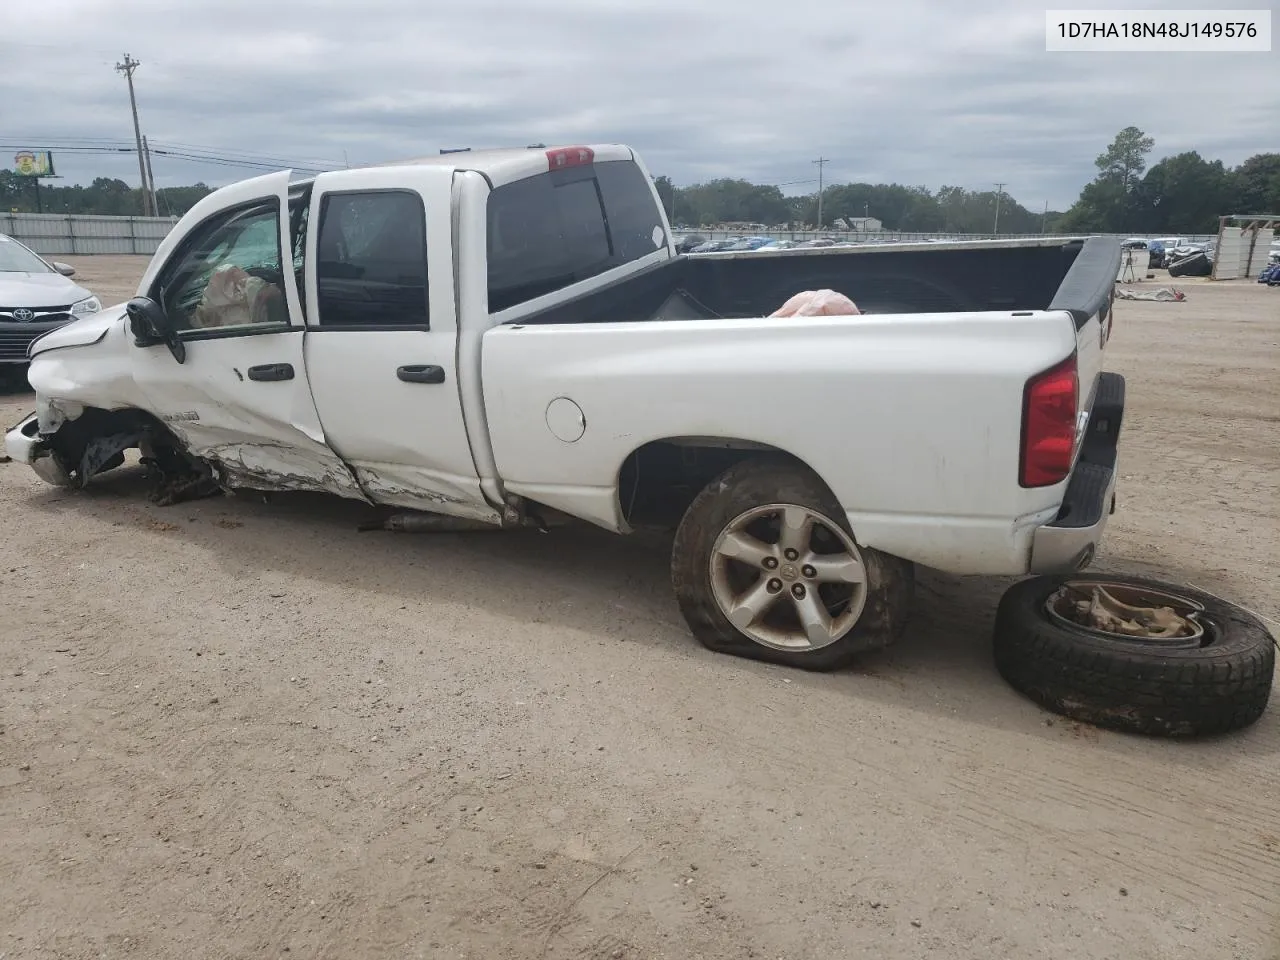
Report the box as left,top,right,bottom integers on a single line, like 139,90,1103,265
14,145,673,519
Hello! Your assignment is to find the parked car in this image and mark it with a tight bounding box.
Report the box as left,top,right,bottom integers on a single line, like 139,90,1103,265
1150,237,1190,268
720,237,774,252
1168,248,1213,277
689,240,733,254
0,234,102,373
6,143,1124,671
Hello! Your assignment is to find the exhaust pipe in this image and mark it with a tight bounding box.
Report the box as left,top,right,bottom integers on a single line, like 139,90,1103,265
358,513,501,533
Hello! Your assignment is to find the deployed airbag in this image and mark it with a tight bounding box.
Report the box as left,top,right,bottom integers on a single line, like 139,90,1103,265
770,289,861,317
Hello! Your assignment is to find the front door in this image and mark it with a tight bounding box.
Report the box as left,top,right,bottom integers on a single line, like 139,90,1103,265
130,171,363,499
300,166,497,520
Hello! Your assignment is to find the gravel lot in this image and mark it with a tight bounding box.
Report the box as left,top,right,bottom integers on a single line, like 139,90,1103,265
2,257,1278,960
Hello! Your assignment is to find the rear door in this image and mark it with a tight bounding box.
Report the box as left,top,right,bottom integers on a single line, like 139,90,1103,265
130,171,363,498
300,166,497,520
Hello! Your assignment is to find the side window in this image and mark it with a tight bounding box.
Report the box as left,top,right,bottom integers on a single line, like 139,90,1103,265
315,190,429,328
486,160,665,314
157,201,290,333
595,160,667,260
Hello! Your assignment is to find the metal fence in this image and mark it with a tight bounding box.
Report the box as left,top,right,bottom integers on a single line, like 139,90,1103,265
0,212,178,256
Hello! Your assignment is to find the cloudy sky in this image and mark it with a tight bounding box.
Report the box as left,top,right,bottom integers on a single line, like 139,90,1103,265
3,0,1276,211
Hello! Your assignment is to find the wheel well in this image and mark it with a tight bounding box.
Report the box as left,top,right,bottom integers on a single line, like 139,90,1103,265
46,406,188,481
617,438,815,528
47,406,153,454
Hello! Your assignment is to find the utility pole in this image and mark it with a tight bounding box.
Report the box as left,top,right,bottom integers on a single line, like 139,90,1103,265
142,135,158,217
115,53,152,216
813,157,828,229
992,182,1006,235
1041,200,1049,233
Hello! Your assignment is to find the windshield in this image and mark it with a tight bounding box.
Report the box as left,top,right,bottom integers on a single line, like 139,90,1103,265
0,236,54,274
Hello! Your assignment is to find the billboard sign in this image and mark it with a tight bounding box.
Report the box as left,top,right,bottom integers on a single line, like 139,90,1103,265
13,151,55,177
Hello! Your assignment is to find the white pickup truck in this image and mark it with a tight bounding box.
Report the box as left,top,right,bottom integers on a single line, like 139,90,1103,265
5,143,1125,670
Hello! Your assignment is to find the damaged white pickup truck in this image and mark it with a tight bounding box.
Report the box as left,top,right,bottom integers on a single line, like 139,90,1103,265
6,143,1125,670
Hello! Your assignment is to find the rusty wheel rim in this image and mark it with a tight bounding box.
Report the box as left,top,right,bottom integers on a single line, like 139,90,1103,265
1046,580,1208,648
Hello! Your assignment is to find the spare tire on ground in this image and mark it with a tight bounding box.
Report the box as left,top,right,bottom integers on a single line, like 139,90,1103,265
993,574,1274,737
1167,252,1211,277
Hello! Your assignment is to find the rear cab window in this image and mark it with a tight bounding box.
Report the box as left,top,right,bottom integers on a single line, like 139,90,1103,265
486,157,667,314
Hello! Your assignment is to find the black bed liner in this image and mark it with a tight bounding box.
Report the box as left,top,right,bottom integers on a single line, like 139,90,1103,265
508,237,1120,328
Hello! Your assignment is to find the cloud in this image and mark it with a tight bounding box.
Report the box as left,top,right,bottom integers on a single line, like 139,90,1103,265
2,0,1276,209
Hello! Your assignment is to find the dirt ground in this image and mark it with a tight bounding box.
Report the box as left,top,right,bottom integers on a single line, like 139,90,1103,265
2,257,1278,960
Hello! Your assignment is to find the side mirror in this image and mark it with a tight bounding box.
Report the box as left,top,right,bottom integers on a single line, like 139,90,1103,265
52,262,76,277
125,296,185,364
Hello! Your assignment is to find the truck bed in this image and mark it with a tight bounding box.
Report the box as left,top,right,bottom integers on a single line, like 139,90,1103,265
506,237,1114,325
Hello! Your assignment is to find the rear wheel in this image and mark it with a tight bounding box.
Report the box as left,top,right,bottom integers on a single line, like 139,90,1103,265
671,459,913,671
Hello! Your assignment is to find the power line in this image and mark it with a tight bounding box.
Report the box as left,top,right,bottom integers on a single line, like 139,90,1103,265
0,140,335,175
3,133,341,167
149,149,330,173
3,135,136,146
150,140,346,169
0,143,134,154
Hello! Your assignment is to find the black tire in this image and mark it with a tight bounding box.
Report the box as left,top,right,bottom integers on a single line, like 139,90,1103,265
671,458,913,671
994,574,1275,737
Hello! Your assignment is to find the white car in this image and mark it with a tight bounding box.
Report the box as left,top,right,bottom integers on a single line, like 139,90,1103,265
5,143,1124,670
0,234,101,370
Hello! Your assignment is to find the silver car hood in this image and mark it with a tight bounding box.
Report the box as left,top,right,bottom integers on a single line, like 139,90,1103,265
0,271,92,307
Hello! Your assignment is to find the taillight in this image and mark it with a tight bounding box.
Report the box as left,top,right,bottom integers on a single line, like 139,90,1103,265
1019,355,1078,487
547,146,594,170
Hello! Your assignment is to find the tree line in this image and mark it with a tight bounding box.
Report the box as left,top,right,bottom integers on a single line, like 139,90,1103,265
654,176,1058,233
0,170,212,218
4,130,1277,235
1055,127,1279,235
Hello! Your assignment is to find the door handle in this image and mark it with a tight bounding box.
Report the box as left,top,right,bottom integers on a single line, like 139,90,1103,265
247,363,294,382
397,364,446,384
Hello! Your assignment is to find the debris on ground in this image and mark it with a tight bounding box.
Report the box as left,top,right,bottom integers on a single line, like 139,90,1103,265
1114,287,1186,302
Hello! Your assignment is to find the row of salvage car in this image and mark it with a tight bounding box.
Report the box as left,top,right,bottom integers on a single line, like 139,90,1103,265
674,234,919,254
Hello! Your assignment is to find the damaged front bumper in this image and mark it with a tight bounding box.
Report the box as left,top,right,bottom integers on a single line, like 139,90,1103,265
4,412,72,486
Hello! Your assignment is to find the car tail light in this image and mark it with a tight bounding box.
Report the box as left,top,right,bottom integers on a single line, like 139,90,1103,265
1020,355,1078,487
547,146,594,170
